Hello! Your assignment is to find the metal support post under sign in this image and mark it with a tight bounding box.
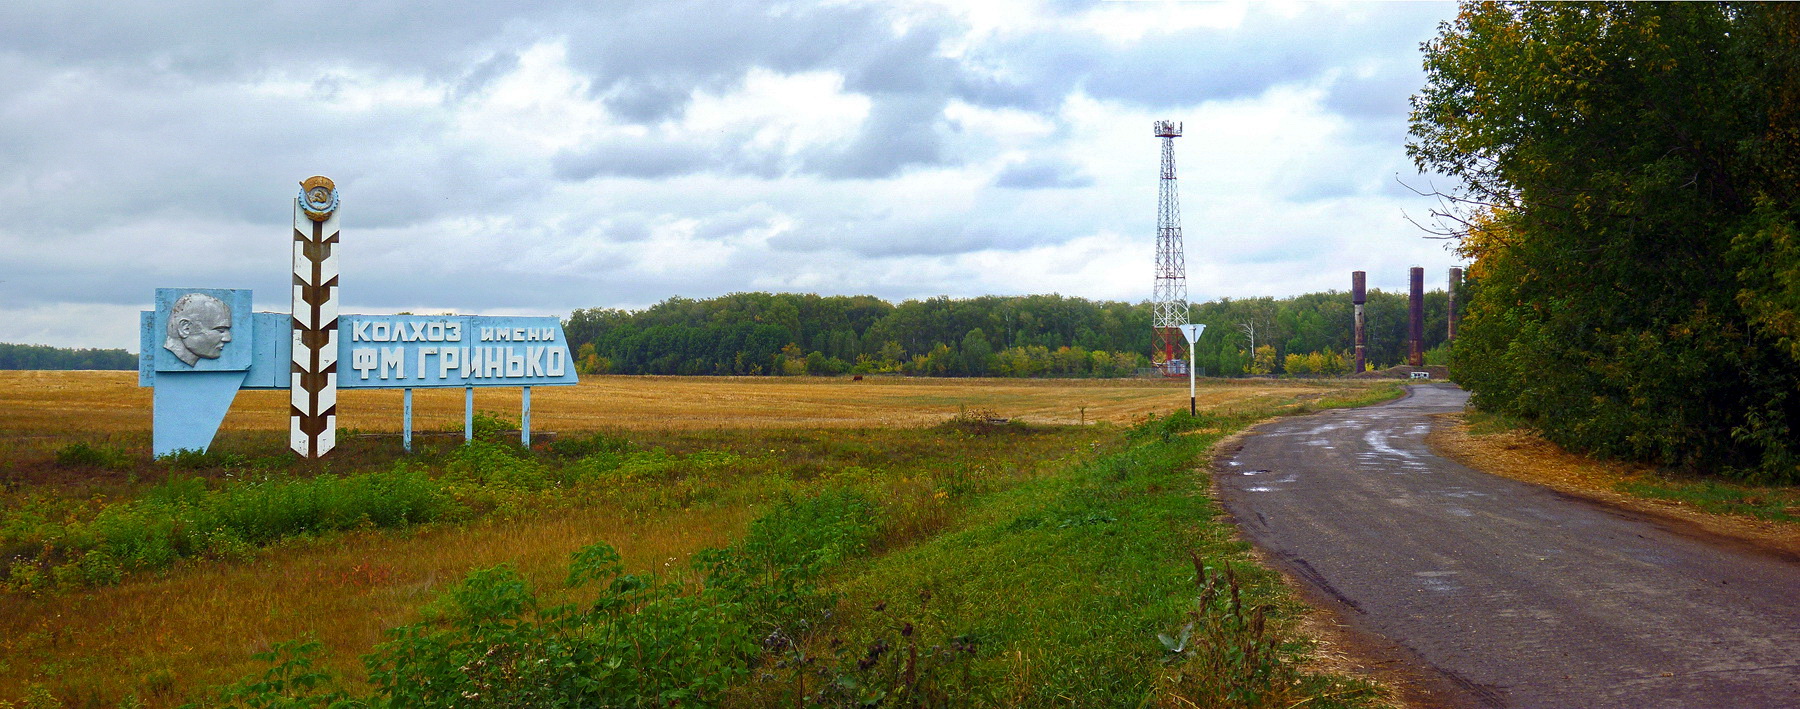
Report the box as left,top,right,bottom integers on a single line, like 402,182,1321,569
403,388,413,452
464,387,474,443
1178,324,1205,417
521,386,531,447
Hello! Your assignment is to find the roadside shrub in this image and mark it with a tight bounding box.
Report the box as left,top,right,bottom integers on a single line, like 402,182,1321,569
1129,410,1212,443
468,410,519,444
363,544,757,708
217,492,889,706
442,441,547,491
54,442,133,470
548,431,634,458
695,487,882,632
198,635,353,709
1152,558,1381,707
29,465,457,585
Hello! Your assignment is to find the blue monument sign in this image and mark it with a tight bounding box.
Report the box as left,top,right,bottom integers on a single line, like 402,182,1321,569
138,288,258,455
340,315,573,388
138,178,578,457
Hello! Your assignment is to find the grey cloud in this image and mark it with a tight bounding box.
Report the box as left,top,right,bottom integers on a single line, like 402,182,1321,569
807,93,948,179
552,138,719,180
767,216,1073,259
1325,64,1426,122
560,2,891,102
0,1,1462,349
693,207,780,242
967,3,1454,112
838,19,961,95
604,218,655,243
603,77,700,123
0,1,566,81
452,50,523,101
995,159,1093,189
1282,170,1369,203
555,92,953,182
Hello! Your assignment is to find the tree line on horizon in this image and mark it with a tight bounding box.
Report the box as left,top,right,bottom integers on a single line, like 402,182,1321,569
0,343,135,370
562,289,1453,378
1412,2,1800,482
2,288,1456,378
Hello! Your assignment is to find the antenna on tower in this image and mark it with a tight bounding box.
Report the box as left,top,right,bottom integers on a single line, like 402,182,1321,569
1151,120,1189,377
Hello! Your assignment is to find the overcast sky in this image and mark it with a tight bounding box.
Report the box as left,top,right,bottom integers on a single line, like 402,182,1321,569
2,0,1462,350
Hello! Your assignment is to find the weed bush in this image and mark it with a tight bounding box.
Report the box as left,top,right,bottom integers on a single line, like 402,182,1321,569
1153,558,1380,707
467,411,519,444
209,488,886,707
5,466,458,590
696,487,881,634
547,431,633,458
54,442,133,470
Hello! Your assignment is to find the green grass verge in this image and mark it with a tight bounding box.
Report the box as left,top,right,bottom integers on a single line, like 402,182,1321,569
1461,409,1800,526
1615,479,1800,524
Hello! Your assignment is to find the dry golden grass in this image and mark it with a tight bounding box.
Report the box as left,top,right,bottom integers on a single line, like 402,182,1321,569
1428,412,1800,557
0,371,1345,450
0,504,752,703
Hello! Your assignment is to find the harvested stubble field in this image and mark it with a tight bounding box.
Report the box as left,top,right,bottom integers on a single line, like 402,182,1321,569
1,370,1341,441
0,370,1396,707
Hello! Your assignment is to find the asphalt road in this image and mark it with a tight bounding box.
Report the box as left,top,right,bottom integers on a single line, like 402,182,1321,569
1218,384,1800,708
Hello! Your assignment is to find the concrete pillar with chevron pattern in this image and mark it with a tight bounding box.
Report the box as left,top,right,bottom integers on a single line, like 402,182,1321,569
290,176,340,457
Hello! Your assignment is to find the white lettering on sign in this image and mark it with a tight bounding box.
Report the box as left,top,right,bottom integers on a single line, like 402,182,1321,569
379,347,404,379
351,320,466,343
439,347,460,379
463,347,482,378
485,347,504,378
346,338,569,385
478,327,558,342
351,348,378,380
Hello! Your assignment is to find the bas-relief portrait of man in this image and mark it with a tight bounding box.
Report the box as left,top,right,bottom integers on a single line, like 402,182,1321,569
163,292,234,366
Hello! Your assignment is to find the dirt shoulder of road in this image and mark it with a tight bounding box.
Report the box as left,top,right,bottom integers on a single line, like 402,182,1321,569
1426,412,1800,561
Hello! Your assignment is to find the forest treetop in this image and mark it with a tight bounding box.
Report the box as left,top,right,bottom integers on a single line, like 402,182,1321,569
1411,2,1800,482
562,289,1452,377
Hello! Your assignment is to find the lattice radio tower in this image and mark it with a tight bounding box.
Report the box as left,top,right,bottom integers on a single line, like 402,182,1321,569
1151,120,1189,376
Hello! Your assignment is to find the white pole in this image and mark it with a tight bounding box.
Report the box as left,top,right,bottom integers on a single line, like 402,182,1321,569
1179,323,1204,416
1189,342,1197,416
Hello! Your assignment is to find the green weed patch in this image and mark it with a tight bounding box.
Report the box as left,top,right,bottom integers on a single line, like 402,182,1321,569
782,409,1385,708
1616,479,1800,524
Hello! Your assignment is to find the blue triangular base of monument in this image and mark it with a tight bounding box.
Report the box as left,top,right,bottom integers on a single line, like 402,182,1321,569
153,370,250,457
